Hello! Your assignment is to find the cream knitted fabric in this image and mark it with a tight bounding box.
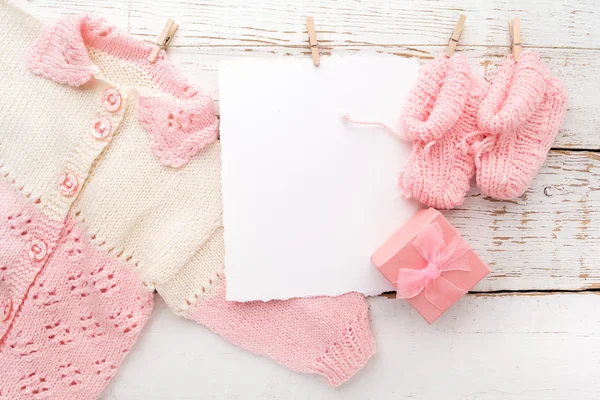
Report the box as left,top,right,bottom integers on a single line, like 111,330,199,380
0,3,375,398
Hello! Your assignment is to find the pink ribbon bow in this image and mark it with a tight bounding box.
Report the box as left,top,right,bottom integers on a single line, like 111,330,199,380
395,223,471,311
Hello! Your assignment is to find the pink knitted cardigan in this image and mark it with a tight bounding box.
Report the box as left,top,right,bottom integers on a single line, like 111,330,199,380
0,3,375,399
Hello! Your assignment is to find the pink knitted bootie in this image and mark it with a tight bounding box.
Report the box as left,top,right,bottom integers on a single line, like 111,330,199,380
400,54,489,209
476,50,567,200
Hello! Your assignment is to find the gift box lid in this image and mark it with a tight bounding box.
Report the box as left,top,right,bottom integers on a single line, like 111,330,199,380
371,207,491,324
371,207,439,268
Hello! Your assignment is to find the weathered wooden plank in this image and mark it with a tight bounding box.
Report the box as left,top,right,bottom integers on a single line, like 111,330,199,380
18,0,600,398
166,45,600,150
453,150,599,292
170,48,597,290
18,1,600,149
103,295,600,399
126,0,597,49
17,0,129,27
23,0,599,50
18,0,600,291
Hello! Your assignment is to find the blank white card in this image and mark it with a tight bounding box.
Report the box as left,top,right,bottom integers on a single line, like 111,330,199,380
219,53,420,302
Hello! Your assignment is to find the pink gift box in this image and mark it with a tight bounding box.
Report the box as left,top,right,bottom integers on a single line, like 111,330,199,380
371,208,490,324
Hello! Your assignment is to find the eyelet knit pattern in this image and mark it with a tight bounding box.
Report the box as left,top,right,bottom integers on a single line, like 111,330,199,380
1,3,376,394
137,94,220,168
0,180,64,343
399,54,490,209
0,185,153,400
27,12,220,169
476,51,568,200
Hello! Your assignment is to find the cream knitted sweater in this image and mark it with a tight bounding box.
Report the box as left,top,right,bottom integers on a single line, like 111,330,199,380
0,3,375,398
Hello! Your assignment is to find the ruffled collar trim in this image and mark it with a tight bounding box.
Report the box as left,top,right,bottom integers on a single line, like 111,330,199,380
27,14,219,168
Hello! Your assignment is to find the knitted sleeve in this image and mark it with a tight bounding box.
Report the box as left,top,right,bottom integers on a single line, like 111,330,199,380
143,138,376,386
0,1,375,392
155,225,376,387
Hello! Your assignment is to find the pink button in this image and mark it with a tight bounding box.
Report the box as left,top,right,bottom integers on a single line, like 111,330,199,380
102,88,122,112
90,116,112,140
58,172,79,197
27,239,48,261
1,298,12,321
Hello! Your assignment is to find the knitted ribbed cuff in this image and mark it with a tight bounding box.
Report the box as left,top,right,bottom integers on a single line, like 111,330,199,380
311,313,376,387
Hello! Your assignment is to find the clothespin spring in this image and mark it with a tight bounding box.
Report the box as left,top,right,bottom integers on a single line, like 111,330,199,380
306,16,320,66
445,14,467,57
508,17,522,62
148,19,179,63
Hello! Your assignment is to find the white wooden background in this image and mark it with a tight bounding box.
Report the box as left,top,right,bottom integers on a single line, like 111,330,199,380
16,0,600,398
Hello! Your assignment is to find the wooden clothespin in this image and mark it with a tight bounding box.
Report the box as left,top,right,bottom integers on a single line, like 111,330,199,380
509,17,522,62
148,19,179,63
306,16,320,66
446,14,466,57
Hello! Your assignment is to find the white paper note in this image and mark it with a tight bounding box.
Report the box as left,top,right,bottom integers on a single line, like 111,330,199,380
219,53,420,302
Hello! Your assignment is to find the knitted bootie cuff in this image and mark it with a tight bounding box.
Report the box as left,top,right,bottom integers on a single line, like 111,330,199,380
401,54,472,143
477,50,548,134
475,53,567,200
310,313,376,387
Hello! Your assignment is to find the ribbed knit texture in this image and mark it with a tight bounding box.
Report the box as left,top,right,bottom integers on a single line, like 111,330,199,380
399,51,567,207
156,227,376,387
0,3,375,398
399,54,489,209
476,51,568,199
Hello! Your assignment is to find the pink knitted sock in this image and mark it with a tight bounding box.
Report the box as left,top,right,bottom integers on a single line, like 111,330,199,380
400,54,489,209
476,51,568,199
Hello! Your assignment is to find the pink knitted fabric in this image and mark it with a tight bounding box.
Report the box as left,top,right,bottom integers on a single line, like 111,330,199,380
188,283,374,387
399,54,489,209
0,184,375,400
26,12,219,169
0,186,64,345
1,5,376,396
0,181,374,398
137,95,219,168
476,51,568,199
0,181,154,399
